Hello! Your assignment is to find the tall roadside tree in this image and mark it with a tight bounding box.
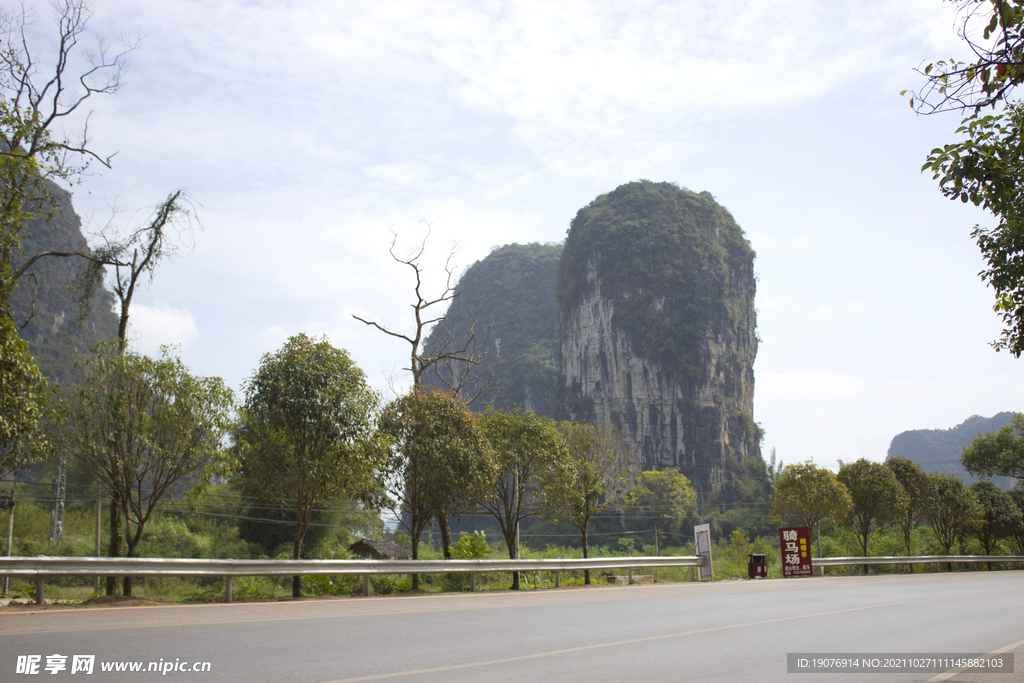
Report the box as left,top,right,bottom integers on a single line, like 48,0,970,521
58,344,233,596
962,413,1024,481
478,408,567,590
886,456,937,567
623,469,697,558
970,480,1019,568
0,0,133,477
542,422,631,584
769,462,852,550
236,334,380,597
353,225,501,554
0,316,50,480
928,473,983,571
905,1,1024,354
1009,486,1024,554
837,459,909,572
376,388,495,589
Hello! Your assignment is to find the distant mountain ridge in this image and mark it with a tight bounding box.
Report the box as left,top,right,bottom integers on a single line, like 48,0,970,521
885,412,1018,490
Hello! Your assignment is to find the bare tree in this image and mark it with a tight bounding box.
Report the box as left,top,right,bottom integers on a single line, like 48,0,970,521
353,224,503,556
353,224,490,389
0,0,137,316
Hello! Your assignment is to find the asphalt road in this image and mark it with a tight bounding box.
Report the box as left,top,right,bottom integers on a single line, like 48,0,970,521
1,571,1022,682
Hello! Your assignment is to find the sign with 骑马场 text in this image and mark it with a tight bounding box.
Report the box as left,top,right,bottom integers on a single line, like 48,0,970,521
779,526,812,578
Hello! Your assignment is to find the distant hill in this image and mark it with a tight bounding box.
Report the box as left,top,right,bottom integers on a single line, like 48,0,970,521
10,184,118,384
885,413,1018,490
423,242,561,416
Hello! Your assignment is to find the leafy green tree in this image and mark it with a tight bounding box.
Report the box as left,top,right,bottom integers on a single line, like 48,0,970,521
478,408,567,590
769,462,852,543
236,334,380,597
886,456,937,565
0,317,51,481
962,413,1024,480
905,1,1024,354
543,422,631,584
1008,486,1024,554
377,388,495,589
623,469,697,557
971,480,1019,568
837,459,909,571
58,344,234,596
928,473,983,570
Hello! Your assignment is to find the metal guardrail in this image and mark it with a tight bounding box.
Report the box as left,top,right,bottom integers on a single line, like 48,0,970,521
4,554,1021,605
813,555,1024,566
0,555,704,604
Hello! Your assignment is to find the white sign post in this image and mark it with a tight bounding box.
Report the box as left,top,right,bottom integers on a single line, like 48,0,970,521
694,523,713,581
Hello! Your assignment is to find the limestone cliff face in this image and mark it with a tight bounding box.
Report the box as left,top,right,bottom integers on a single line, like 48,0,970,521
557,181,759,501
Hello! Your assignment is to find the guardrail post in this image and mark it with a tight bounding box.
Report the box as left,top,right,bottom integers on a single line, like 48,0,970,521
35,576,44,605
363,574,371,597
224,576,232,603
627,568,633,585
554,570,560,588
469,573,476,592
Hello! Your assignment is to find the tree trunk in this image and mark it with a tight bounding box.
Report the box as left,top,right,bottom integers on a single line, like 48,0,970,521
123,528,143,597
105,500,122,596
438,513,453,560
292,530,304,598
411,531,420,590
906,529,914,574
504,532,520,590
581,524,590,585
860,527,869,575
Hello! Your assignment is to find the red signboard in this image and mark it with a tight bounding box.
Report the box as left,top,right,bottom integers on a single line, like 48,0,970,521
779,526,813,577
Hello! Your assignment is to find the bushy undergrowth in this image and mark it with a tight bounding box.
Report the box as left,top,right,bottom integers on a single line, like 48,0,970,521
5,489,1022,603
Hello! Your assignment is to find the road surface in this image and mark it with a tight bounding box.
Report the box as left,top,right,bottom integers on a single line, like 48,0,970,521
1,571,1022,682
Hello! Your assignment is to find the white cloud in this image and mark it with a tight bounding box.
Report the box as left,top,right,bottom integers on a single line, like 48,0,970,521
759,370,867,400
126,303,199,356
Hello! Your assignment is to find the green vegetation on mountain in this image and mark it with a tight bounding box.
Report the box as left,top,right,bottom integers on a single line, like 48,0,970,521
424,242,561,415
557,180,754,379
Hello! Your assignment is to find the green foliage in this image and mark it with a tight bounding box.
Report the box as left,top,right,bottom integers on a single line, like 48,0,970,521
439,531,492,592
623,469,696,556
1008,486,1024,553
0,315,52,477
377,388,496,585
886,456,937,556
57,344,235,562
769,461,852,531
907,2,1024,355
962,412,1024,481
478,408,568,571
970,480,1020,556
556,181,754,379
837,459,909,559
928,473,983,555
542,422,630,565
236,334,380,597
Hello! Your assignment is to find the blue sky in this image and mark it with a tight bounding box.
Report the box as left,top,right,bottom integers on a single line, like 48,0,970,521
25,0,1024,469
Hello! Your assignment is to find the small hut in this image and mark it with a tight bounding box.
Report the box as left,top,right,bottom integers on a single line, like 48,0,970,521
348,538,411,560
